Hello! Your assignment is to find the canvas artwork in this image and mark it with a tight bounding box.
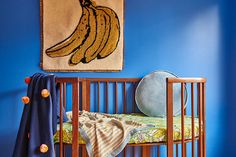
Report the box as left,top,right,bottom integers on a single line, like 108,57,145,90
40,0,124,71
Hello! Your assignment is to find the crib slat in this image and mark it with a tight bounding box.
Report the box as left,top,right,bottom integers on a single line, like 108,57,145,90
86,80,90,111
203,83,206,157
59,83,63,157
198,83,203,157
184,89,187,157
63,83,66,109
62,84,66,157
166,81,174,157
191,83,195,157
82,81,85,111
63,145,66,157
181,83,186,157
158,145,161,157
176,144,178,157
82,80,90,111
72,81,79,157
97,81,100,112
142,146,151,157
106,81,108,113
115,82,118,113
82,145,87,157
133,147,136,157
123,82,127,113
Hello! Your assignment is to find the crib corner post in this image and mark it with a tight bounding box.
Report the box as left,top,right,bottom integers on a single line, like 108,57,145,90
166,78,174,157
72,78,79,157
203,82,206,157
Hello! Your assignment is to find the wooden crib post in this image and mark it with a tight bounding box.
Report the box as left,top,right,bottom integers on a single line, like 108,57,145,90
72,79,79,157
203,82,206,157
166,78,174,157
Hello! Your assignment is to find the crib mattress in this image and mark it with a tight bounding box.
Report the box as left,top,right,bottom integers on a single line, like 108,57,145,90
54,113,199,144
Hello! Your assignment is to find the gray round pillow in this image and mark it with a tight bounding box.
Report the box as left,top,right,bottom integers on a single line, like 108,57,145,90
135,71,187,117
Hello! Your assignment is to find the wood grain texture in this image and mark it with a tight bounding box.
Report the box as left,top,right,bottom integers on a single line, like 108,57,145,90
142,146,151,157
167,78,206,83
198,83,203,157
181,83,186,157
191,83,195,157
115,81,118,113
97,81,100,112
72,81,79,157
59,83,63,157
82,80,90,111
166,82,174,157
203,83,206,157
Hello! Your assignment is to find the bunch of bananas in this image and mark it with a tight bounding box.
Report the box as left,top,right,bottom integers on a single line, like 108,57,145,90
46,0,120,66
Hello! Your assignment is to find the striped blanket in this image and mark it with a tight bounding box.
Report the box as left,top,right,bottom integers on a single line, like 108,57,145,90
76,111,149,157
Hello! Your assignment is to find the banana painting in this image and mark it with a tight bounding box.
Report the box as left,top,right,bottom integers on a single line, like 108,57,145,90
45,0,120,66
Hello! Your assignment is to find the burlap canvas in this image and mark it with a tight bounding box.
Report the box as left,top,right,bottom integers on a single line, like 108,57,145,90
40,0,124,71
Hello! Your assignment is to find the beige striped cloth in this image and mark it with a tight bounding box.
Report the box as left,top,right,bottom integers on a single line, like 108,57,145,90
77,111,148,157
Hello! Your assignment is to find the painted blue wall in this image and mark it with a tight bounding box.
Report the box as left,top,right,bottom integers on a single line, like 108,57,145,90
0,0,234,156
220,0,236,156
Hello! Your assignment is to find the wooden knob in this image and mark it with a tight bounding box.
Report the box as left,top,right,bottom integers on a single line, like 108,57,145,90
22,96,30,104
40,144,48,153
41,89,50,98
24,77,31,84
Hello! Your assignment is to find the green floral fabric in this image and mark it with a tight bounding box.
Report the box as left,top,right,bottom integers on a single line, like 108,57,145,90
54,113,199,144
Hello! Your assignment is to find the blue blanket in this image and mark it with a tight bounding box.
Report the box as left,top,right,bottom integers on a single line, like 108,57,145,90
13,73,67,157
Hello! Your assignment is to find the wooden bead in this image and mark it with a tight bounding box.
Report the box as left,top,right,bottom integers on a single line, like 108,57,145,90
24,77,31,84
41,89,50,98
22,96,30,104
40,144,48,153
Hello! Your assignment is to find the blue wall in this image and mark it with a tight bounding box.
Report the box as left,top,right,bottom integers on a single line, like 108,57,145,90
0,0,234,156
220,0,236,156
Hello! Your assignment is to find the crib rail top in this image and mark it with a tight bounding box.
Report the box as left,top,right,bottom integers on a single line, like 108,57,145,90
55,77,206,83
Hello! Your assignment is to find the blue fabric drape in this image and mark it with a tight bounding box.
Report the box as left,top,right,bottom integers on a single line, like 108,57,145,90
13,73,67,157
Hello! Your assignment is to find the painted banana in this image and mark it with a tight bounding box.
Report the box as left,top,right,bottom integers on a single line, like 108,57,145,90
45,0,121,65
69,5,97,65
92,9,111,60
46,6,90,57
96,6,120,59
82,6,110,63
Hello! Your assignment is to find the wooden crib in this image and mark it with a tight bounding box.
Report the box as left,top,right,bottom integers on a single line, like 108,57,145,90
55,77,206,157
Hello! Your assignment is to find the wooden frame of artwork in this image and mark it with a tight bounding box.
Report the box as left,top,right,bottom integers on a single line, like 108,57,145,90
40,0,124,72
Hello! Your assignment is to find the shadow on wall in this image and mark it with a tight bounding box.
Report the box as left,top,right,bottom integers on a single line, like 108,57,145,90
220,0,236,156
0,88,26,156
0,131,18,157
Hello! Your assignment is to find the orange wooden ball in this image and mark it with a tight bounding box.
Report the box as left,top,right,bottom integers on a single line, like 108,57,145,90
24,77,31,84
41,89,50,98
40,144,48,153
22,96,30,104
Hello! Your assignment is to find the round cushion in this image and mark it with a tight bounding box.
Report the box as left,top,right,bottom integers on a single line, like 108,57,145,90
135,71,187,117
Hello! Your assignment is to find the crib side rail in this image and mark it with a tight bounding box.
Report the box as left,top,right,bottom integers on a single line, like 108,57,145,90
166,77,206,157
